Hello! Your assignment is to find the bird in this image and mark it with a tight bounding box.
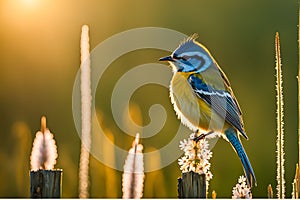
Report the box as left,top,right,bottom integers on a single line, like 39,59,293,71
159,34,256,187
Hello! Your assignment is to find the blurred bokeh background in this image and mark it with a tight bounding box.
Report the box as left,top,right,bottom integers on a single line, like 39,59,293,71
0,0,298,198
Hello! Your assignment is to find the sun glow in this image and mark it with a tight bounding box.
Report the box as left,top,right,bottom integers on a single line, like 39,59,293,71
2,0,42,13
21,0,39,7
1,0,47,28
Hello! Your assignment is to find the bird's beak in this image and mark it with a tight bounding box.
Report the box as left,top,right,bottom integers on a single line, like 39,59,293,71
159,55,174,62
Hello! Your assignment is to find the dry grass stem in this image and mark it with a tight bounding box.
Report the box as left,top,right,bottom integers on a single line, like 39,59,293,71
268,184,273,198
78,24,92,198
275,32,285,199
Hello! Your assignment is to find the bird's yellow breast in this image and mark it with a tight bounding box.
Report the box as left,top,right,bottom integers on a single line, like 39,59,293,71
170,72,228,133
170,72,210,132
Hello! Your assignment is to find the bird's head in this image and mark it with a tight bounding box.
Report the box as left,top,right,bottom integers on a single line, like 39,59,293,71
159,34,213,73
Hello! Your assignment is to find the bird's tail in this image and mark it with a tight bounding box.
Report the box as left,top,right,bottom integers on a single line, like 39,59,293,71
225,128,257,187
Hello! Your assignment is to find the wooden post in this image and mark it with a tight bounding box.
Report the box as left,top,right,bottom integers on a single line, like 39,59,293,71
30,169,62,198
178,171,207,198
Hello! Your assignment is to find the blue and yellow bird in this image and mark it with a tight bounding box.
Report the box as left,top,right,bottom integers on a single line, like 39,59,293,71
159,34,256,187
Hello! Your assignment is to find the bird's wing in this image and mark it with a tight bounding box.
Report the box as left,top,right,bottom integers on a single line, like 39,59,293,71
188,73,248,139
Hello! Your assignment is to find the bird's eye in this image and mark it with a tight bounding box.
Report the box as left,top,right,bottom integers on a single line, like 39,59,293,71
181,56,188,61
173,55,187,61
172,55,179,59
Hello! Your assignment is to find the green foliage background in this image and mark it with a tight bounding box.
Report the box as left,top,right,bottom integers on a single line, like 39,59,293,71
0,0,298,198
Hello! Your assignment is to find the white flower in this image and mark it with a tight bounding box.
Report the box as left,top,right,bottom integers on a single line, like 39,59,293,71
238,176,247,184
179,139,190,151
189,132,197,140
206,171,213,180
232,175,252,199
178,132,213,181
178,156,189,172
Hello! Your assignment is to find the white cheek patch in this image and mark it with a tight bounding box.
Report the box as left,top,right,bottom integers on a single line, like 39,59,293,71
169,62,178,73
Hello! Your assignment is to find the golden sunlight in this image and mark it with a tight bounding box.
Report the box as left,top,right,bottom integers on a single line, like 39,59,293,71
20,0,40,7
3,0,42,13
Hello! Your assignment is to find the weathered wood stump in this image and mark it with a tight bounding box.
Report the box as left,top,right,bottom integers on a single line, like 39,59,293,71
178,172,206,198
30,169,62,198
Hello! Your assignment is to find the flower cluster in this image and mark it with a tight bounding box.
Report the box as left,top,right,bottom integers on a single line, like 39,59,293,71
232,176,252,199
178,132,213,181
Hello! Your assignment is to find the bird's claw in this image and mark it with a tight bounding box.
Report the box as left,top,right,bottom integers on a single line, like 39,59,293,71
193,131,214,142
